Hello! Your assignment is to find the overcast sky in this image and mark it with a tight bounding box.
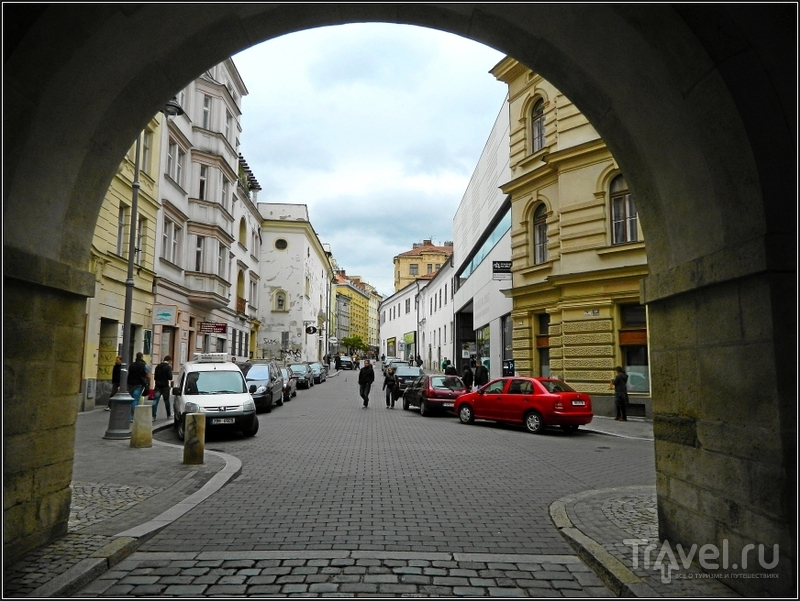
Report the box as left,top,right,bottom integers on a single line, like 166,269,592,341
234,23,507,298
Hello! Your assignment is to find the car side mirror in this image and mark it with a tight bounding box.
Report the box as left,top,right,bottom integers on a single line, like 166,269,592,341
172,387,181,396
249,385,257,394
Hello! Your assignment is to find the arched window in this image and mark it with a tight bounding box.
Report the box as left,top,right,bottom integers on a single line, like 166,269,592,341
533,204,548,264
238,218,247,247
610,175,638,244
531,99,545,153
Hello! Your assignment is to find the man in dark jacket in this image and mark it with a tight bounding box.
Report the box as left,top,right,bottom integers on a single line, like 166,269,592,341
127,352,149,421
152,355,173,420
358,359,375,408
474,362,489,388
610,366,629,421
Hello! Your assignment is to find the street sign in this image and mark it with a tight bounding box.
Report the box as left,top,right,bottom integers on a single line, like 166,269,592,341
492,260,512,280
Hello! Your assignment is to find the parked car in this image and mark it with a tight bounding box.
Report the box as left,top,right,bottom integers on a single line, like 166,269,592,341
382,357,401,374
402,373,467,416
392,365,423,395
289,362,314,389
240,360,284,413
309,361,327,384
171,352,258,441
279,367,297,402
454,376,593,434
338,357,355,370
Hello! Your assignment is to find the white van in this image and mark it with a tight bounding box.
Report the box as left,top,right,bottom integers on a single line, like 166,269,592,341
171,353,258,440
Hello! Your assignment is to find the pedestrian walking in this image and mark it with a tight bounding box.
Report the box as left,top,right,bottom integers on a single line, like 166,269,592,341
462,364,474,391
415,355,423,368
358,359,375,408
610,366,629,421
106,356,122,410
127,352,148,422
335,354,342,370
383,367,398,408
152,355,173,420
445,362,458,376
441,357,449,371
474,361,489,388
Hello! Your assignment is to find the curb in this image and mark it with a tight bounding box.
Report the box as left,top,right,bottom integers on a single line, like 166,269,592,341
28,431,242,598
549,488,659,598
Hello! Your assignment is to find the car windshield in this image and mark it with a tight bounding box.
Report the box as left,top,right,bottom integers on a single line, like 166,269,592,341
430,376,465,391
289,364,307,374
395,367,422,377
185,370,247,394
243,365,271,380
280,368,290,379
539,379,577,393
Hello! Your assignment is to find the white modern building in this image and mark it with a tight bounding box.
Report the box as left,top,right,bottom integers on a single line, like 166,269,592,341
256,203,334,363
451,97,514,379
152,59,263,370
416,260,456,371
379,279,425,362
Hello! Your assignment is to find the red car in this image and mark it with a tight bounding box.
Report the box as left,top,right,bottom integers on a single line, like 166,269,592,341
454,377,593,433
402,374,467,416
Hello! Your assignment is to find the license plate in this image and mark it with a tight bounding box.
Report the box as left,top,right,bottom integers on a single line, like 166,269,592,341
211,418,236,425
443,402,454,408
572,400,586,406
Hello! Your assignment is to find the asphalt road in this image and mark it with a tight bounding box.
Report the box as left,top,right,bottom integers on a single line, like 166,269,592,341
146,368,656,556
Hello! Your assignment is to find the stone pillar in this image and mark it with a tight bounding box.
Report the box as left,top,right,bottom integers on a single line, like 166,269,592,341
130,404,152,448
3,259,93,565
647,273,795,596
183,413,205,465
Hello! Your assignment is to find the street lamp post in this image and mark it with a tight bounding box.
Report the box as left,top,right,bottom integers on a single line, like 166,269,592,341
104,98,184,439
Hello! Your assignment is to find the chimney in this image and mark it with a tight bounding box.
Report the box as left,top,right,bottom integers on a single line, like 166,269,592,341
423,239,432,246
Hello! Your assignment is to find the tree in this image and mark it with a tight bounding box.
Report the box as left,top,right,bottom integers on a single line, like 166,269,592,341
341,336,367,355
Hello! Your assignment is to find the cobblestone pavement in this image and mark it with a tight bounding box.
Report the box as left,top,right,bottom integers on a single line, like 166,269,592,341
3,367,739,597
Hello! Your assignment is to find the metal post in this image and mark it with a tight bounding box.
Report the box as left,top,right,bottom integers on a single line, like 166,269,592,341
104,133,141,439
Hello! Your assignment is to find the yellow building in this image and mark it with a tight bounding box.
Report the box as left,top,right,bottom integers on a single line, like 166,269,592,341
492,58,651,416
81,115,164,409
335,271,370,348
393,239,453,292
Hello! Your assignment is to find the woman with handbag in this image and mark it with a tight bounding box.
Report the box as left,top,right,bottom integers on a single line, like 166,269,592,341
382,367,398,409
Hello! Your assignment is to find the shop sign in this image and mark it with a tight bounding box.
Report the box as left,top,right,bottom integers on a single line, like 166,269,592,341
199,322,227,334
153,304,178,326
492,261,512,280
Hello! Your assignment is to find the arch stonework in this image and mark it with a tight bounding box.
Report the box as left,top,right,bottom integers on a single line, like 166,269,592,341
3,5,795,594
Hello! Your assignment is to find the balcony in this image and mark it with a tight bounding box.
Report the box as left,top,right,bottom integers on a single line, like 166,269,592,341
186,272,230,309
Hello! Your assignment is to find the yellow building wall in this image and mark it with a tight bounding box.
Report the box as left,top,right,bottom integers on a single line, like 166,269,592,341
494,58,650,408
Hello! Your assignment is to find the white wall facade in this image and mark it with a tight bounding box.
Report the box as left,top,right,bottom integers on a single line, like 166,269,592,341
257,203,333,363
378,280,423,361
417,262,456,372
451,97,514,380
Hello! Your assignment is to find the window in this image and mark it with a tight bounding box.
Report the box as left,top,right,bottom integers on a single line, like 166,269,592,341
135,217,146,265
167,141,187,186
116,205,128,256
238,218,247,247
199,165,208,200
275,238,287,250
195,236,205,272
221,179,229,211
141,130,153,174
620,304,649,393
202,94,212,129
218,243,227,278
531,99,545,153
225,111,232,141
533,204,548,264
405,299,411,313
161,218,181,264
176,147,185,186
250,279,257,307
409,263,418,275
444,284,447,304
427,264,433,274
537,313,551,377
611,175,638,244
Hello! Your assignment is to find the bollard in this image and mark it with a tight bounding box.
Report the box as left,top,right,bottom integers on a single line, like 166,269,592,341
130,404,152,448
183,413,205,465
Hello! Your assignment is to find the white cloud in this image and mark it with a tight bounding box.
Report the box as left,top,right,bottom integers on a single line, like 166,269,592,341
234,23,506,297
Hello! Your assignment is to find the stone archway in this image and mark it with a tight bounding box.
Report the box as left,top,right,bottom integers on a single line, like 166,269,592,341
4,5,795,594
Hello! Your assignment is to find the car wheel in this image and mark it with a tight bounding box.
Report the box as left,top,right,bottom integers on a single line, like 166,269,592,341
176,414,186,441
458,404,475,424
242,416,259,437
419,398,430,417
265,399,273,413
276,393,283,406
403,397,410,410
524,411,544,434
292,390,297,397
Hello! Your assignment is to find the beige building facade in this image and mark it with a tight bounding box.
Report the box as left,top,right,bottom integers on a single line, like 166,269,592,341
393,239,453,292
492,58,651,416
